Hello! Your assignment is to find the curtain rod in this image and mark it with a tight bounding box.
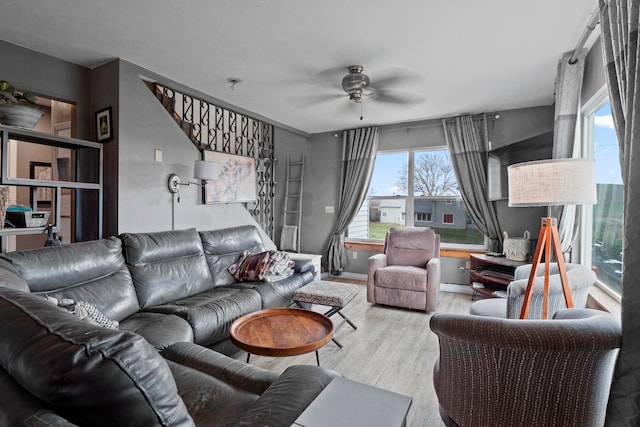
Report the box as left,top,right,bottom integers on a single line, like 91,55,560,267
569,5,601,63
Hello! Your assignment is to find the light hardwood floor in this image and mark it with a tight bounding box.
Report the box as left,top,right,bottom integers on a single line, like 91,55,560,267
233,281,472,427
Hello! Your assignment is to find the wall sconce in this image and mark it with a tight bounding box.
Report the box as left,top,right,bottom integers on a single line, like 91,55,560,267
167,160,218,200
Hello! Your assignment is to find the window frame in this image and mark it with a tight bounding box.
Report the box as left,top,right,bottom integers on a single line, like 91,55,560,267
346,146,487,250
580,85,622,302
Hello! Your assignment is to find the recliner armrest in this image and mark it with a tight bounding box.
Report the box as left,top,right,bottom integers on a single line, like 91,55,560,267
367,254,388,303
161,342,278,396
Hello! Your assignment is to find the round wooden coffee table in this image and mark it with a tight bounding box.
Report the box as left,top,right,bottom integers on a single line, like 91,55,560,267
230,307,334,366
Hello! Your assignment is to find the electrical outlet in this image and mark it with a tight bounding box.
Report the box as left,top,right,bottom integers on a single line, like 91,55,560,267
325,206,335,214
352,251,358,260
154,149,163,162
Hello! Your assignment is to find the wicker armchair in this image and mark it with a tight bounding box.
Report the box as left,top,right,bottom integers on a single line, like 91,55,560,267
430,308,621,427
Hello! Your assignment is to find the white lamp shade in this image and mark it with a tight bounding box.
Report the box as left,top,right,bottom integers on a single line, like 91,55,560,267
508,158,597,207
193,160,218,181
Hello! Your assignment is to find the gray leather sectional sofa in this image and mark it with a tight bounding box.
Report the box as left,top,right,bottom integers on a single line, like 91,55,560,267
0,225,337,426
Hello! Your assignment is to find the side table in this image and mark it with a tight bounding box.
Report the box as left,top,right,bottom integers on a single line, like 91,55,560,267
293,376,412,427
469,253,527,299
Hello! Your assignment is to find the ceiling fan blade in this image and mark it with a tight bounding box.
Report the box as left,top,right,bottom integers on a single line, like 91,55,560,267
286,93,344,108
373,68,426,87
366,88,425,105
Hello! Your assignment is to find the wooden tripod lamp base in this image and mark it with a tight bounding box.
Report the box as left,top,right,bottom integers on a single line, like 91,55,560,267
519,217,574,320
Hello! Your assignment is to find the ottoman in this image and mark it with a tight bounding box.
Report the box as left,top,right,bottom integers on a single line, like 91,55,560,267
293,280,359,348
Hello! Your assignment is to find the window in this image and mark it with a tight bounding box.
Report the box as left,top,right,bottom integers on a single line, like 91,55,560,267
347,148,485,246
582,94,623,298
415,212,432,222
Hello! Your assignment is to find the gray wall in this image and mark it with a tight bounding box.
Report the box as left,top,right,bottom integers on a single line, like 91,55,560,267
0,40,91,138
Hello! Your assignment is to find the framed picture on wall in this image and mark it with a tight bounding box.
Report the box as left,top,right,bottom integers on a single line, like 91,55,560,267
95,107,113,142
30,161,53,208
202,150,256,204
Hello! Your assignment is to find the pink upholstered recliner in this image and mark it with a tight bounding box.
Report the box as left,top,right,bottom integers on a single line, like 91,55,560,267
367,227,441,312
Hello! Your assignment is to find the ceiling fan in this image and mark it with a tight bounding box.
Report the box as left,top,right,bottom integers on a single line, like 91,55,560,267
287,64,425,120
339,64,424,105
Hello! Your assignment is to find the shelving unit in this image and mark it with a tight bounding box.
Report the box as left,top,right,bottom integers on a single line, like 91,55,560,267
0,125,103,251
469,253,527,299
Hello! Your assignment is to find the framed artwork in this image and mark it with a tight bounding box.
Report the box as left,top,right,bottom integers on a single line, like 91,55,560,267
30,161,53,208
95,107,113,142
202,150,257,204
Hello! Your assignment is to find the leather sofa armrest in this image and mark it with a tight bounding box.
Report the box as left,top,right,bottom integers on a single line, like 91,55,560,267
292,258,314,275
238,365,341,427
367,254,387,303
161,342,278,395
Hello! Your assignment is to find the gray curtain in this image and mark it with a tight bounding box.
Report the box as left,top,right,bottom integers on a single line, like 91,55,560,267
443,115,502,252
550,49,587,255
327,127,379,274
600,0,640,425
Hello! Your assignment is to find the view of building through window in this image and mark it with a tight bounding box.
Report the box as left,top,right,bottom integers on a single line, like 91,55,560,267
348,149,485,245
589,101,623,295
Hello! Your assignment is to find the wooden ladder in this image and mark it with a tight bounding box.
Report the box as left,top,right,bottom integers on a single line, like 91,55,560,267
281,156,304,252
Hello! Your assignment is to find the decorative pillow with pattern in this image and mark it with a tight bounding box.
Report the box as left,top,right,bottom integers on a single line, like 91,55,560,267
227,250,273,281
45,296,119,329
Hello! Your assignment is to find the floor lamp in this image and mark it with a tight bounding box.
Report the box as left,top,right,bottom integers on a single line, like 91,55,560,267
507,158,596,319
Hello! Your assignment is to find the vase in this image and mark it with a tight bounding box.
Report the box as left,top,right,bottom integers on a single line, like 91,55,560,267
44,224,61,247
0,104,44,129
0,186,7,229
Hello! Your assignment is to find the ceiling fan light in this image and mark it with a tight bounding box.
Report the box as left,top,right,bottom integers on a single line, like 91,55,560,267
349,91,363,103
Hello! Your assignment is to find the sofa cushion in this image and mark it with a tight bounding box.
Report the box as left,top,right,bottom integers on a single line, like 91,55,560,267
227,271,314,309
143,287,263,346
167,360,263,426
0,288,194,427
374,265,427,292
386,227,437,267
121,228,214,309
0,368,77,427
119,312,195,351
199,225,266,287
1,237,139,321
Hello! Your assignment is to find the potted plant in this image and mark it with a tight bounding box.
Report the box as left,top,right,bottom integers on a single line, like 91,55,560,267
0,80,43,129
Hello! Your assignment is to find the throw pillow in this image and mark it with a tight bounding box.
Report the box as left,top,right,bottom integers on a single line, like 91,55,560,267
45,296,119,329
228,250,274,281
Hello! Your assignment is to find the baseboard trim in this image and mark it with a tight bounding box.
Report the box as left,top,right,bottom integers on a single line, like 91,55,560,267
441,283,473,295
328,272,367,281
328,273,472,296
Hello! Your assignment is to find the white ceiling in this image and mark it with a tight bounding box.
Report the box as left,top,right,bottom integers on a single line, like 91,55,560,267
1,1,598,134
